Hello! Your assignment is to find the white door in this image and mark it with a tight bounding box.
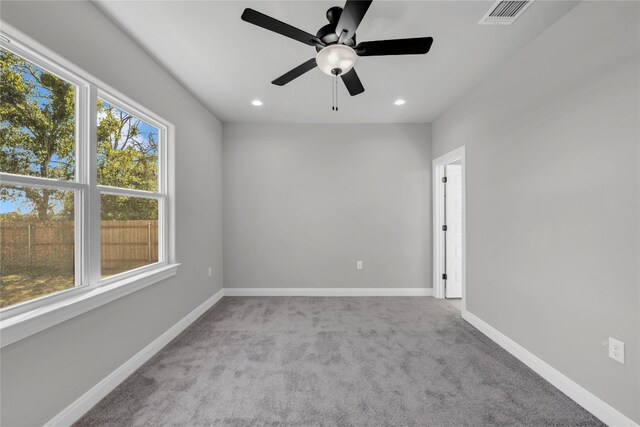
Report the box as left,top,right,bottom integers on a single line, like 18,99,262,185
445,164,463,298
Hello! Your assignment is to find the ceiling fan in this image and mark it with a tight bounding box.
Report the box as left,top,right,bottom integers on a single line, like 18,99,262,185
241,0,433,106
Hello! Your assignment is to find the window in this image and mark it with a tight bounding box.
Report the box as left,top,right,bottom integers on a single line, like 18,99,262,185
0,35,172,314
1,46,82,309
96,97,164,279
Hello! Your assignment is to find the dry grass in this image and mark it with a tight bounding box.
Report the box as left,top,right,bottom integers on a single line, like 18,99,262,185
1,273,74,308
1,262,155,308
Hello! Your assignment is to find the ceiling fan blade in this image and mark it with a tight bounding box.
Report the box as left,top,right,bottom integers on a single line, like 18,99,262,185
272,58,317,86
341,68,365,96
242,8,320,46
335,0,373,41
356,37,434,56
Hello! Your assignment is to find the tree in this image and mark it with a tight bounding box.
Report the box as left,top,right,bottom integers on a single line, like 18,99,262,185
0,49,75,220
97,99,158,220
1,49,158,220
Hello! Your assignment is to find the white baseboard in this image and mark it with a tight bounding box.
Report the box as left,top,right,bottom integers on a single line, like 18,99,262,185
223,287,433,297
462,310,638,427
44,288,225,427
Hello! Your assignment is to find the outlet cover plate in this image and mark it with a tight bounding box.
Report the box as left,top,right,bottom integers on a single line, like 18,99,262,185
608,337,624,364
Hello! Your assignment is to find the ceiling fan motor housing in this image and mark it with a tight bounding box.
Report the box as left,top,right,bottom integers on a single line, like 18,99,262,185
315,7,356,51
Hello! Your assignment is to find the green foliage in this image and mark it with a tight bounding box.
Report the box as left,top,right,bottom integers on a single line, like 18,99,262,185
1,49,158,220
96,98,158,191
97,99,158,220
1,49,75,220
0,211,38,220
0,50,76,182
100,194,158,221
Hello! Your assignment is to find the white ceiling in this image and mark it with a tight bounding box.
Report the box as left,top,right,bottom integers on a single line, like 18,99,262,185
95,0,577,123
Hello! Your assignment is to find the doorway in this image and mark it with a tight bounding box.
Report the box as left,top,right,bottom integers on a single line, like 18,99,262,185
433,147,466,311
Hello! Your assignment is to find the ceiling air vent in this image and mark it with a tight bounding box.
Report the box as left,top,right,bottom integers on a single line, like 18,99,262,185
479,0,533,25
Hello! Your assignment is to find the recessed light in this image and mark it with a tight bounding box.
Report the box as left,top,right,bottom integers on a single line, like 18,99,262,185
251,99,263,106
394,99,406,106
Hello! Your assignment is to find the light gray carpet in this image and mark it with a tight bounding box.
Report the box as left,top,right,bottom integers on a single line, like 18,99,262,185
75,297,603,426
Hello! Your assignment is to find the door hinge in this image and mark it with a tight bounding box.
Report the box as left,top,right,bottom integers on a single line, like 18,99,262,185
442,273,447,280
442,177,447,183
442,225,448,231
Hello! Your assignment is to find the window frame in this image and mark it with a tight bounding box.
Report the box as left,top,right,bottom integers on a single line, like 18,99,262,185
95,90,169,286
0,36,90,311
0,29,177,331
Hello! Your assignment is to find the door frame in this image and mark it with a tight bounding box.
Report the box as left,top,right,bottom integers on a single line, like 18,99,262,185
432,146,466,309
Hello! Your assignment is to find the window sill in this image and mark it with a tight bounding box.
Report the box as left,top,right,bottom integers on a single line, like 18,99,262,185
0,263,180,348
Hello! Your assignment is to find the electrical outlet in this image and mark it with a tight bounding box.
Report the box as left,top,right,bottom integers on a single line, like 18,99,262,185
608,337,624,364
356,260,363,270
208,267,212,277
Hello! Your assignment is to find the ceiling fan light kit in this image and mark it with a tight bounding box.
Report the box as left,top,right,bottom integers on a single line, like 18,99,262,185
316,44,358,76
241,0,434,111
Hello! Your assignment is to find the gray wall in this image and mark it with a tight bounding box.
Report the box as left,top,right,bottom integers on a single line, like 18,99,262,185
223,124,432,290
432,1,639,422
0,2,223,426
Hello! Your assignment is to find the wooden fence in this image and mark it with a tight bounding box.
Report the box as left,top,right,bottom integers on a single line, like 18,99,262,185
101,220,158,273
0,220,158,275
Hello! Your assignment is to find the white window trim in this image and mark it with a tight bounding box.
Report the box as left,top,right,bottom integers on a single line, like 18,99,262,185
0,24,178,348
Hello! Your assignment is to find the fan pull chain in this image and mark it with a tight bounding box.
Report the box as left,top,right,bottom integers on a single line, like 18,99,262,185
332,74,338,112
333,74,338,111
330,74,339,112
335,75,339,111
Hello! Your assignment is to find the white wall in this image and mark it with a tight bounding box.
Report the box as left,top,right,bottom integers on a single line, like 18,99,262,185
223,123,432,290
432,1,639,422
0,2,224,426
